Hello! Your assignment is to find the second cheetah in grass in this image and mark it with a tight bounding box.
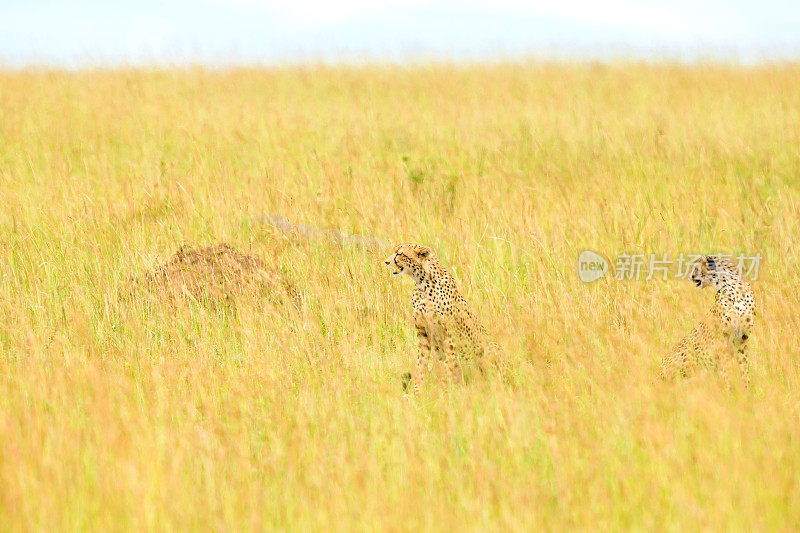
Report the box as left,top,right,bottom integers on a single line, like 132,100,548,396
661,255,755,389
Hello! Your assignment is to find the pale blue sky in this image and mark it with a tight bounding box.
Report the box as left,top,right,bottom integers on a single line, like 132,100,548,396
1,0,799,67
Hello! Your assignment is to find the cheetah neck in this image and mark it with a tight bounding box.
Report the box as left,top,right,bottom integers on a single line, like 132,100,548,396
711,270,747,296
710,270,754,328
411,262,456,293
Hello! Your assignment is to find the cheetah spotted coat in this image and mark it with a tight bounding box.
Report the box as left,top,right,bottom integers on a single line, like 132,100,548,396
661,255,755,388
385,243,491,392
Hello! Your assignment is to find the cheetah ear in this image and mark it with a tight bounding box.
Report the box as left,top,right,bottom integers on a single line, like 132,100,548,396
706,256,717,271
416,247,431,258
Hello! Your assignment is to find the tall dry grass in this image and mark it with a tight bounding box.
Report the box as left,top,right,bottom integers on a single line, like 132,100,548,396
1,63,800,530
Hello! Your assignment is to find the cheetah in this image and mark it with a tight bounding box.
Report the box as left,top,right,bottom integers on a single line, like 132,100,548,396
384,243,491,393
661,255,755,389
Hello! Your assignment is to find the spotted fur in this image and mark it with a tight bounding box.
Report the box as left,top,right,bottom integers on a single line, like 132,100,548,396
661,255,756,389
385,243,491,393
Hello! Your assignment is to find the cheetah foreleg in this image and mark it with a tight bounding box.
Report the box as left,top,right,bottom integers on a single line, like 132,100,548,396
734,333,751,390
412,320,431,394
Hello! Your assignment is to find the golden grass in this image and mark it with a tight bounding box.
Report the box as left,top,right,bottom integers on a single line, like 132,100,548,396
1,62,800,530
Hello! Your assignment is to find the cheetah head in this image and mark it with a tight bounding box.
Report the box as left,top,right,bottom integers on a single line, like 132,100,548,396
690,255,737,288
384,243,434,279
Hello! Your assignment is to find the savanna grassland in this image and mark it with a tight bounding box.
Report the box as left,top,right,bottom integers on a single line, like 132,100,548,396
1,63,800,531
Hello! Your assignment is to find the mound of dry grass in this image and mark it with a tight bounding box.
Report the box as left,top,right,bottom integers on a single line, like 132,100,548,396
128,243,301,310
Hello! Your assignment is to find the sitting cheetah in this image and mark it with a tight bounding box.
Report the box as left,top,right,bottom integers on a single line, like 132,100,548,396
661,255,755,388
384,243,491,392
